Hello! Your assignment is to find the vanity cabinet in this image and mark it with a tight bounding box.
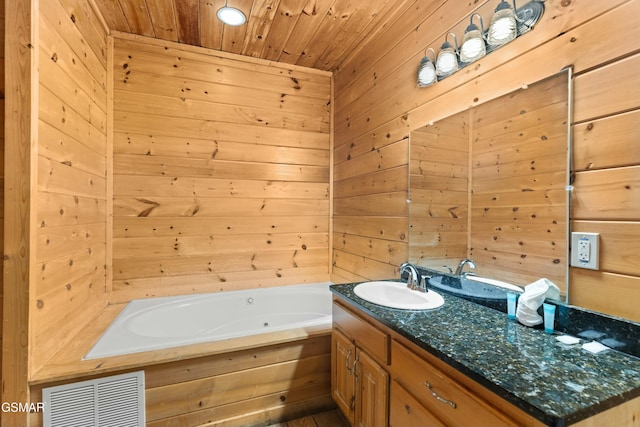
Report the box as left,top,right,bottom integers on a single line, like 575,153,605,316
332,301,390,427
332,298,543,427
390,339,541,427
332,287,640,426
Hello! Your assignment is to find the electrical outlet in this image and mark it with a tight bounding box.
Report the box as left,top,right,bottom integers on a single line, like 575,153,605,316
571,232,599,270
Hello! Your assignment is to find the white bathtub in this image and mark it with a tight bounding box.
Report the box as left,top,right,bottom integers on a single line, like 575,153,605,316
85,282,333,359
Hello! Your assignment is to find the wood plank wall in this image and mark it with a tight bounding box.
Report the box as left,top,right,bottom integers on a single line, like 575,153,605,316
331,0,640,321
110,34,332,302
3,0,33,422
0,0,5,390
570,52,640,322
32,0,110,373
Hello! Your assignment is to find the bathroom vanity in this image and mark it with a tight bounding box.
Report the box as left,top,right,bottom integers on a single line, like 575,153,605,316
330,281,640,427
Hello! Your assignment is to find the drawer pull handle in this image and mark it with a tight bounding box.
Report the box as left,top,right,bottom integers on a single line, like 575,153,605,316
353,354,360,381
345,348,353,374
424,381,457,409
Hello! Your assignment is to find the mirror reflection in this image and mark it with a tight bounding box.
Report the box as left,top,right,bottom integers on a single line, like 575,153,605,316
408,71,569,299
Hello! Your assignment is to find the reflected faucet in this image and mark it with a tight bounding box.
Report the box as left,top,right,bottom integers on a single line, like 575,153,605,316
455,259,476,276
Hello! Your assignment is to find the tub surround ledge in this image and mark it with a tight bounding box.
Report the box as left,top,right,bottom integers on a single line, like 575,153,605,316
330,282,640,426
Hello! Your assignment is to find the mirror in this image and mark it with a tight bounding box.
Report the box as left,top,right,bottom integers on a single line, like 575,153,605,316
408,71,570,300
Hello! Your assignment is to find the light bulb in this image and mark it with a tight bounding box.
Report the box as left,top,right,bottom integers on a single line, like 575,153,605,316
436,51,457,76
217,6,246,26
460,33,485,63
488,8,517,46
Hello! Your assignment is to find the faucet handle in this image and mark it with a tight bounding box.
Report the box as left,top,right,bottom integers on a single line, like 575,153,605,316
441,265,454,274
418,274,431,293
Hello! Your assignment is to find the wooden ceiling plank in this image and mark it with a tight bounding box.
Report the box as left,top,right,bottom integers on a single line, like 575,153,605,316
335,0,416,75
278,0,337,66
199,0,224,50
118,0,155,37
146,0,179,42
314,0,391,69
219,0,253,54
175,0,200,45
93,0,131,32
241,0,280,58
90,0,426,72
261,0,304,61
293,0,353,69
314,0,401,71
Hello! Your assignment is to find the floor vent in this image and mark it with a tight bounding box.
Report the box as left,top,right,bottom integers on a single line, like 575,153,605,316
43,371,145,427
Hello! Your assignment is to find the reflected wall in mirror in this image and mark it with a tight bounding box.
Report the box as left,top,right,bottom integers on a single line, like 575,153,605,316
409,71,569,297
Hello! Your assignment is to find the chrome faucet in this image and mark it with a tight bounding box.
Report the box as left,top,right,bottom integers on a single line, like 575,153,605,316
400,263,430,292
400,262,419,290
455,258,476,276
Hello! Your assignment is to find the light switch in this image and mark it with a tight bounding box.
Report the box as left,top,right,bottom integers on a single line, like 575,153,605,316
571,232,599,270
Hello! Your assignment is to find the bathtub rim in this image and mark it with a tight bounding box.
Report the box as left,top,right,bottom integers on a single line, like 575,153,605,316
29,283,334,385
84,281,333,360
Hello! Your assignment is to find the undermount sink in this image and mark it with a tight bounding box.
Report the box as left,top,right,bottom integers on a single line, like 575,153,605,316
428,275,522,300
354,281,444,310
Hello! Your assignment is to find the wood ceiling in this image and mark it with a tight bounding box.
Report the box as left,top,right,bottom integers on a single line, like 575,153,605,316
93,0,414,72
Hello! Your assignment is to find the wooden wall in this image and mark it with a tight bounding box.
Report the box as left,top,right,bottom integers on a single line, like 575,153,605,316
570,52,640,322
0,0,5,391
3,0,109,424
331,0,640,321
143,335,333,426
110,34,332,302
33,0,110,372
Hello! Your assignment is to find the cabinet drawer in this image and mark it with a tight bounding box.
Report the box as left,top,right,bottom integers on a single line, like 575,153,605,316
390,380,446,427
391,340,514,427
333,302,390,365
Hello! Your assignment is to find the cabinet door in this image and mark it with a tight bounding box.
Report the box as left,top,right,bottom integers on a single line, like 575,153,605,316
390,380,446,427
356,349,389,427
332,329,356,424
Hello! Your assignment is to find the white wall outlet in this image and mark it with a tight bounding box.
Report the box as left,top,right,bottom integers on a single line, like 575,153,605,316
570,232,599,270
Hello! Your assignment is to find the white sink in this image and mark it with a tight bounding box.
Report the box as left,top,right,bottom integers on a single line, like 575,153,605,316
354,281,444,310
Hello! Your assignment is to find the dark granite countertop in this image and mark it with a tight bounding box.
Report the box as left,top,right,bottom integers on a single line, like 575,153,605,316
330,280,640,427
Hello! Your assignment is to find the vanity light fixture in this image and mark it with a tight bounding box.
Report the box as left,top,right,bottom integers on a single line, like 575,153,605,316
217,3,246,26
415,2,544,90
435,33,459,79
487,0,518,47
459,14,486,64
417,48,437,87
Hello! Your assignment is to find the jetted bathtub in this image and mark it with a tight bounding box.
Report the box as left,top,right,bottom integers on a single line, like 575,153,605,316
85,282,333,359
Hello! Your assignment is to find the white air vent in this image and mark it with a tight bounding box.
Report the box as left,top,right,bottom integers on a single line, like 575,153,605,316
43,371,145,427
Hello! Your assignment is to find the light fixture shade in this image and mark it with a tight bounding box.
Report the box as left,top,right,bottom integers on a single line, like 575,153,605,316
217,6,247,26
460,14,486,63
436,33,459,78
488,1,517,47
417,48,437,87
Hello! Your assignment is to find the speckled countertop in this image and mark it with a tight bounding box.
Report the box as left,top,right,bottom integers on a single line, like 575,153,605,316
330,281,640,427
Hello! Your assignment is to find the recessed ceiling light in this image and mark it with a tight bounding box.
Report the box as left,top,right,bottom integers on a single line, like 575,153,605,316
217,6,246,26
